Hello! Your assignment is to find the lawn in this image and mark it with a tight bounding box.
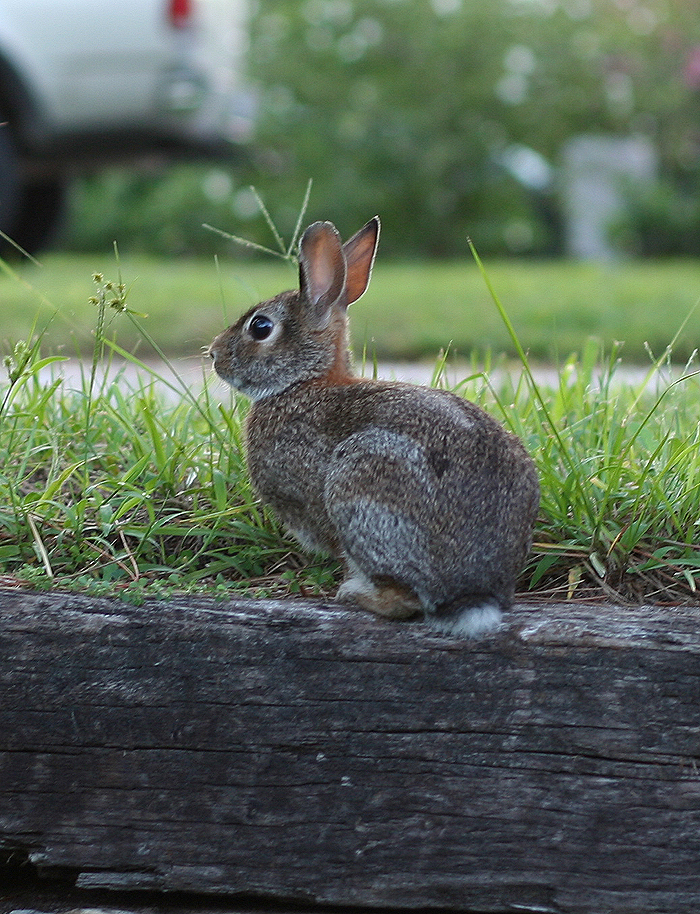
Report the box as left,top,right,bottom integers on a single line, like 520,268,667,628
2,252,700,364
1,258,699,605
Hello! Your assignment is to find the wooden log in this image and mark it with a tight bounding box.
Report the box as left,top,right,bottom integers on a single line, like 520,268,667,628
1,587,699,913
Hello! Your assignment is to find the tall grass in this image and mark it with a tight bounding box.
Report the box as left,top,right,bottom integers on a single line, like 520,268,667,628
460,341,700,603
0,267,337,601
469,242,700,602
1,241,699,604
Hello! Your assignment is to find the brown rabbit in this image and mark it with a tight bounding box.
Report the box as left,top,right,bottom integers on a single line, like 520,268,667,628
209,217,539,636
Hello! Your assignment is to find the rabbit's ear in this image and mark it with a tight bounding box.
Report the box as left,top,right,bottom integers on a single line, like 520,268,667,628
343,216,380,306
299,221,347,328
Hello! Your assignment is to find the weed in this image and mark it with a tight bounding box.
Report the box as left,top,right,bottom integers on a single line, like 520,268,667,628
1,203,699,604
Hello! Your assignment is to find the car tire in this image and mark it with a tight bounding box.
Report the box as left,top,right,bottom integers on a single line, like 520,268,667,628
0,120,21,248
8,178,68,255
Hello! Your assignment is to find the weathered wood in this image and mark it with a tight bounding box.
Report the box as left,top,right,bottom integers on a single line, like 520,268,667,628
1,587,699,914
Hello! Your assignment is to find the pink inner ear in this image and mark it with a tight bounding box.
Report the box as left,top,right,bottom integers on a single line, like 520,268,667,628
310,251,339,305
343,217,380,305
300,222,346,308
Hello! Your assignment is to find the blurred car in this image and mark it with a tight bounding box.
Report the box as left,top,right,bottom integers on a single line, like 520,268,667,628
0,0,249,253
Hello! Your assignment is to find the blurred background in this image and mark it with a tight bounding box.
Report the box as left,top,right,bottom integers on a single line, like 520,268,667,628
231,0,700,260
2,0,700,261
3,0,700,368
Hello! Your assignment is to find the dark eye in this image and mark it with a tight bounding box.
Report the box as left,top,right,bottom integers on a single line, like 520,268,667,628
249,314,274,341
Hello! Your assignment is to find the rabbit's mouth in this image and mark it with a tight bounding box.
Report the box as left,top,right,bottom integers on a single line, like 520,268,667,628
207,345,232,377
208,357,282,402
209,355,240,390
207,346,234,384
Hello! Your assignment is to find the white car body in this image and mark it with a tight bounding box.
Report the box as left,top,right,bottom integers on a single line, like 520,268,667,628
0,0,249,249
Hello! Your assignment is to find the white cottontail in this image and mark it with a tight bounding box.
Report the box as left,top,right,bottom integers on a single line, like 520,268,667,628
209,218,539,636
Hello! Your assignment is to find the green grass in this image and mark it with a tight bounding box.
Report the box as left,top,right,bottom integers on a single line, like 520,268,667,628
0,315,337,602
3,253,700,363
0,257,699,605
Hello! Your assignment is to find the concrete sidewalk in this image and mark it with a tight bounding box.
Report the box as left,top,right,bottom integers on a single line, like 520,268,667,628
37,356,679,402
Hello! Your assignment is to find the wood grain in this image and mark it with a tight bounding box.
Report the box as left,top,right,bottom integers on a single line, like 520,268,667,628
1,588,699,913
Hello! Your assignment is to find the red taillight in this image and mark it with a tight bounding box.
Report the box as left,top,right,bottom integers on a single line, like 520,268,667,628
169,0,192,28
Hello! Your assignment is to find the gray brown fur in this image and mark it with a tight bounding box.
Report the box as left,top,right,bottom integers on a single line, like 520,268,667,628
209,217,539,636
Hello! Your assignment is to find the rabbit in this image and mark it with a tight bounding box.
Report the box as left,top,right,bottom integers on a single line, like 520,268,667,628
208,217,539,637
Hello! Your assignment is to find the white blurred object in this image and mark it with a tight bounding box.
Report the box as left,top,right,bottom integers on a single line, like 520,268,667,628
0,0,251,251
561,134,657,260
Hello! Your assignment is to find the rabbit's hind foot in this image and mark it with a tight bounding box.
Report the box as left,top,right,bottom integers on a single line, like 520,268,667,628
426,599,503,639
336,572,421,620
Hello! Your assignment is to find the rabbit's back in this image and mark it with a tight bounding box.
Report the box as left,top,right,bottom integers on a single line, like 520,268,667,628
247,379,539,608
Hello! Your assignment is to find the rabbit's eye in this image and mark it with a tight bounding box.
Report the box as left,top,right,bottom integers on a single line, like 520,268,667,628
249,314,275,341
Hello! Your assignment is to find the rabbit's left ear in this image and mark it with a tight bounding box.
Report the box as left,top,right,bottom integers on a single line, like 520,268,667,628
299,221,347,329
343,216,380,306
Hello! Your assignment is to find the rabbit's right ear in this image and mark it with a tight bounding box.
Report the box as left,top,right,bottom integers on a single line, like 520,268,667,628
299,221,347,330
